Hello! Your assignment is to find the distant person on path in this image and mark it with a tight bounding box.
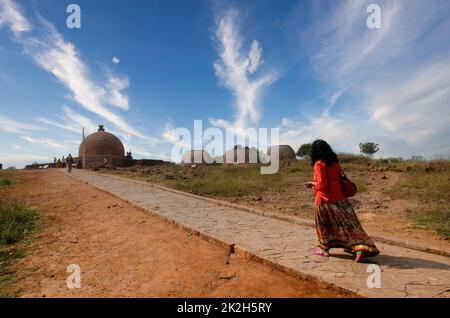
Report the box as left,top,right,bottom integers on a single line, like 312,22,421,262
304,140,379,262
103,157,109,169
66,154,74,174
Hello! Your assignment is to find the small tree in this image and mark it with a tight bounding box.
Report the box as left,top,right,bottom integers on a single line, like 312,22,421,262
359,142,380,158
296,143,312,159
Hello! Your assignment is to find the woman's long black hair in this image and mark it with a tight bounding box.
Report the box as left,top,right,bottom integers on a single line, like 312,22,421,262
311,139,339,167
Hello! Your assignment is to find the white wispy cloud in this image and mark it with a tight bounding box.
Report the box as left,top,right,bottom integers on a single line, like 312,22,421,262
0,115,41,133
38,106,133,145
21,20,141,136
208,118,233,130
37,117,82,134
280,111,369,154
0,1,161,145
286,0,450,157
367,59,450,144
162,123,191,147
37,105,97,134
213,9,278,129
162,127,178,144
247,40,263,74
105,73,130,110
22,136,71,150
61,106,99,134
304,1,401,84
0,0,31,34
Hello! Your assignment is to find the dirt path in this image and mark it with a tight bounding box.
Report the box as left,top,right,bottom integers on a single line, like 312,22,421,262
5,170,342,298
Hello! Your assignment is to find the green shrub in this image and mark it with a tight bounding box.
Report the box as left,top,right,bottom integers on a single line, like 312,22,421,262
0,178,12,186
0,200,38,245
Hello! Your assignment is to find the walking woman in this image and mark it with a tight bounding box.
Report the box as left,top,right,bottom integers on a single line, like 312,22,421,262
304,140,379,262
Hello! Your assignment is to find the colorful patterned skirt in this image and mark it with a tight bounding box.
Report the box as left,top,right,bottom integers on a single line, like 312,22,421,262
315,199,380,257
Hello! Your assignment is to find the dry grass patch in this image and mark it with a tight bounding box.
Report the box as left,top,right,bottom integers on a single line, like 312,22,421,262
388,161,450,239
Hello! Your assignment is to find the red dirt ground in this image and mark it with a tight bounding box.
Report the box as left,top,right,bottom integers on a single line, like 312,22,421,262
4,170,344,298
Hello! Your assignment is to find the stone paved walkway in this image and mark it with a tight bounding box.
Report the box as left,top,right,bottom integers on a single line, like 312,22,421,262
63,170,450,298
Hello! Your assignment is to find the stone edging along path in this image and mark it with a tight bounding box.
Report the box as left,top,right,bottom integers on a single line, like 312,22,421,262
97,171,450,258
61,170,450,298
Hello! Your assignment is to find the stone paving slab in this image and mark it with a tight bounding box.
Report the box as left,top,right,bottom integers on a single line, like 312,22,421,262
63,170,450,298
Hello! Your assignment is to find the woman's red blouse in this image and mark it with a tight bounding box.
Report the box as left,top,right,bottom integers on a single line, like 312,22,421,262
313,160,346,206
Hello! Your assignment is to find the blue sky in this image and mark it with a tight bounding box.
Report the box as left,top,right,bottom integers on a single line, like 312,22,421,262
1,0,449,168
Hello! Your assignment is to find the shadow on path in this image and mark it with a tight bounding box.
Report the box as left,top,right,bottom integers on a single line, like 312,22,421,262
331,253,450,270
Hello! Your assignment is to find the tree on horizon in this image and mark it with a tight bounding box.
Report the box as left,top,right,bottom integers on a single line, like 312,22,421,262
296,143,312,159
359,142,380,159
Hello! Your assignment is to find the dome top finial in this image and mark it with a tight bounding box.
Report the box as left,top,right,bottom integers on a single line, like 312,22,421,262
98,125,105,132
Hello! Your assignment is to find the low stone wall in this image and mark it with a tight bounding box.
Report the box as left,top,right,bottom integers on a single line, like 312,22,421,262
83,156,131,169
24,163,55,170
132,159,171,167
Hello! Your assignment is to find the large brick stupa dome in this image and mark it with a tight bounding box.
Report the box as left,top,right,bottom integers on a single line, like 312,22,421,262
78,125,125,159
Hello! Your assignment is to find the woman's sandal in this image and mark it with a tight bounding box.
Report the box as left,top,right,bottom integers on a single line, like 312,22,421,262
313,247,329,257
355,251,365,262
